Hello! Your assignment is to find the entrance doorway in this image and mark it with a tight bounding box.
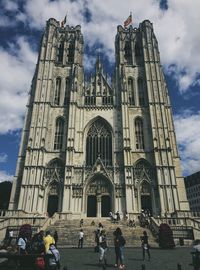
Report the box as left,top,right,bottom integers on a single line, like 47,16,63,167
101,195,111,217
141,181,152,215
87,195,97,217
141,195,152,215
47,195,58,217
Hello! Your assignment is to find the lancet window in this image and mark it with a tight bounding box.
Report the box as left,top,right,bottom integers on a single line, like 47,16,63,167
86,119,112,166
135,118,145,150
54,117,64,150
128,78,135,105
124,41,132,65
54,78,61,105
57,42,64,63
68,41,74,63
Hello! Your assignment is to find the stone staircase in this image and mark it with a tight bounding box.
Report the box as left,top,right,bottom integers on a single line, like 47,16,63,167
48,218,158,248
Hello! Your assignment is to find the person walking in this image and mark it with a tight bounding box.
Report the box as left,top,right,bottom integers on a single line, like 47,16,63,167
78,229,84,248
99,230,108,266
17,232,28,267
113,227,126,269
141,231,150,261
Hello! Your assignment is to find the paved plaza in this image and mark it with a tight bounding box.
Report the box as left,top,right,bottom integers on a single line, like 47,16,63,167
59,247,193,270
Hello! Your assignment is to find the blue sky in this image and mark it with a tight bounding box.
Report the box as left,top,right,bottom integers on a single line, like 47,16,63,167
0,0,200,182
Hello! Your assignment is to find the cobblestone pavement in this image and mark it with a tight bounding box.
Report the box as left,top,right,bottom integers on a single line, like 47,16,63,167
59,247,193,270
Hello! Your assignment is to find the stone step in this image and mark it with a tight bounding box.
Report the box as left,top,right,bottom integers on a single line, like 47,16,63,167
47,218,158,248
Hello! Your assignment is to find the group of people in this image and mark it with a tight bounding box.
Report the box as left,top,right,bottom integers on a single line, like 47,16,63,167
95,226,126,269
109,211,121,222
17,229,60,269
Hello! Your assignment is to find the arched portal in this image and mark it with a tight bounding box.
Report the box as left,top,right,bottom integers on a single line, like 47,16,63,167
86,176,112,217
44,158,64,216
141,181,152,215
47,182,59,217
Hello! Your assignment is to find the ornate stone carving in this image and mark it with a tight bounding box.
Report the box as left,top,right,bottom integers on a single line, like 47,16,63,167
43,159,64,187
72,185,83,197
87,178,110,195
133,159,154,184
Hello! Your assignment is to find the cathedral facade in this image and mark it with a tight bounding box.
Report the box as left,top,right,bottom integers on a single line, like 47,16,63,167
9,18,189,218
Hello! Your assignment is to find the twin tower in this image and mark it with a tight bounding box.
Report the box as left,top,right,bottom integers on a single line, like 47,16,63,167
9,18,189,218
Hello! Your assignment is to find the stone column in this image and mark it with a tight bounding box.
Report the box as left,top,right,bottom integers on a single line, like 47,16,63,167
97,195,101,217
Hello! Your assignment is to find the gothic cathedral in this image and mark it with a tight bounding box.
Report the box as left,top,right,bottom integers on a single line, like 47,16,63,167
9,18,189,218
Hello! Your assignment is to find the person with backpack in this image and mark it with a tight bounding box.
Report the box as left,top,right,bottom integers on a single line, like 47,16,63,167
113,227,126,269
99,230,108,266
46,244,60,270
44,231,55,253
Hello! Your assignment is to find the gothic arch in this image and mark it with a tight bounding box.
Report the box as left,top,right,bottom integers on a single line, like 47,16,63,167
83,116,113,137
83,174,114,217
134,158,153,186
43,158,64,187
85,117,113,166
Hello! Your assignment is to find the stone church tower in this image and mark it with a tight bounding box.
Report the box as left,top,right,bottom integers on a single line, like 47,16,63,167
9,18,189,218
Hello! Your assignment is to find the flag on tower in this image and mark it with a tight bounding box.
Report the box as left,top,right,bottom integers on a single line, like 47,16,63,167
61,15,67,27
124,13,132,28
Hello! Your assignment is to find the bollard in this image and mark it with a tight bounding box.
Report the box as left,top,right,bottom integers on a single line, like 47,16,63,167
141,264,146,270
177,263,182,270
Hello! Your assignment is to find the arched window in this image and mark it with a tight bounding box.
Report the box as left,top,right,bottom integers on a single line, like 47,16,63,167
86,119,112,166
135,118,145,150
57,42,64,63
124,41,132,65
128,78,135,105
68,41,74,63
138,78,145,106
54,118,64,150
135,42,142,64
54,78,61,105
64,78,70,105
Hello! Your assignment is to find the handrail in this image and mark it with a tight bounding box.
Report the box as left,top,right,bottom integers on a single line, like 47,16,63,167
37,213,60,232
149,216,159,239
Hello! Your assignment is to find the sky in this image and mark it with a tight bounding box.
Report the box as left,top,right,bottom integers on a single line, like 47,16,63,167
0,0,200,182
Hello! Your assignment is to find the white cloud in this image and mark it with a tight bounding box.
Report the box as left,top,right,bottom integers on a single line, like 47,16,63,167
174,111,200,175
1,0,200,92
0,170,13,182
0,153,8,163
18,0,200,93
0,37,37,134
2,0,18,12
